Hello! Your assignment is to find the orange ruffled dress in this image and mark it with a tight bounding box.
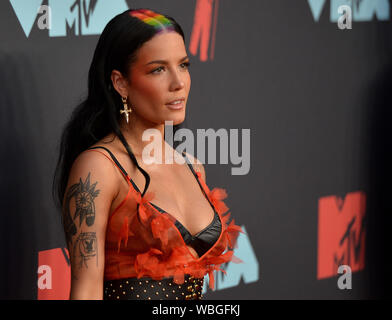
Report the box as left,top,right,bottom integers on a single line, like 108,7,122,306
86,146,244,300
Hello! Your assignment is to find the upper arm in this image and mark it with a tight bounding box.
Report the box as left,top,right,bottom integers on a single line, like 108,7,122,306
62,150,118,300
184,152,206,182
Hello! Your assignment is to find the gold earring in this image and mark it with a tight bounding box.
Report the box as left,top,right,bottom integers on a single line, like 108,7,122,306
120,96,132,124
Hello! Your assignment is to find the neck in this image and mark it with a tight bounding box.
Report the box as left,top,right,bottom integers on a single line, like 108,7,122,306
118,114,174,165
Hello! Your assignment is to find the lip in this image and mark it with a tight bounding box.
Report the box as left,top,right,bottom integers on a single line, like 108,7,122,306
165,98,185,110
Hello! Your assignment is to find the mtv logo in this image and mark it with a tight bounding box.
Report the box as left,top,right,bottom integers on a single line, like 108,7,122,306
10,0,128,37
308,0,390,22
317,191,366,280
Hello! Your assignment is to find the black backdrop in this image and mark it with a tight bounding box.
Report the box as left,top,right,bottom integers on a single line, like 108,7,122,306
0,0,391,299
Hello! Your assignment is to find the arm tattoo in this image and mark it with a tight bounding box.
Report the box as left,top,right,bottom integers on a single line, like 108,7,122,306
73,232,98,269
62,172,100,246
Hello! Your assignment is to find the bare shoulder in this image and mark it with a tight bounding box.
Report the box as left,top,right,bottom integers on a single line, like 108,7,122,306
183,151,206,182
73,148,117,177
90,135,139,173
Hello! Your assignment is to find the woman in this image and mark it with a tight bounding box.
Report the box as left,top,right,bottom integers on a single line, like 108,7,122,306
53,8,243,300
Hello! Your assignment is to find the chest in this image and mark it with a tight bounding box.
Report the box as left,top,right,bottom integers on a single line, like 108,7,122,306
127,161,215,237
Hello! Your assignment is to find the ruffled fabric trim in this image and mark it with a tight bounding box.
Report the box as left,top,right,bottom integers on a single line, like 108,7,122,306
116,190,155,253
116,170,245,290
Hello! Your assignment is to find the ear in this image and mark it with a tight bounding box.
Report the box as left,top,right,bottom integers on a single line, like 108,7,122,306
111,70,129,97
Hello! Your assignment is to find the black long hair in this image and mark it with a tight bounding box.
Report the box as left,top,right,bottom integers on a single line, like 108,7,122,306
52,8,186,210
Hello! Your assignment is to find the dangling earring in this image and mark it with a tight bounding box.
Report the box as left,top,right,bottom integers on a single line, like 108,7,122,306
120,96,132,124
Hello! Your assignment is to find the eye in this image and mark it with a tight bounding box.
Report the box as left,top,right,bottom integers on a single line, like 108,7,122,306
151,62,191,74
151,66,165,74
181,61,191,69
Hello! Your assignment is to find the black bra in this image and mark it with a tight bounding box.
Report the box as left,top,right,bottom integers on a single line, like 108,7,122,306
87,146,222,257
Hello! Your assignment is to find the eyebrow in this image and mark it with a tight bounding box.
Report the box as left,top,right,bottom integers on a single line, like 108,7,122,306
145,56,189,66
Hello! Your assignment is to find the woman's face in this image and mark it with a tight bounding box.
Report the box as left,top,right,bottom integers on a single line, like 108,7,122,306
123,31,191,126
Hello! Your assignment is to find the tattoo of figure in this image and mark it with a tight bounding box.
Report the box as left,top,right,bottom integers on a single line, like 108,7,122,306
62,172,100,246
73,232,98,269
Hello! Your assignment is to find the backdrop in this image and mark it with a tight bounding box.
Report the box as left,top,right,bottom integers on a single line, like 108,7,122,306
0,0,391,300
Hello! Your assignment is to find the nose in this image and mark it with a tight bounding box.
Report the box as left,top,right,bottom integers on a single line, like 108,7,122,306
170,70,185,91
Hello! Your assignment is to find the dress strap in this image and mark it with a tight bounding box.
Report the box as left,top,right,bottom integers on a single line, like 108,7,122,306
181,151,212,200
88,146,129,177
86,146,142,193
181,151,200,179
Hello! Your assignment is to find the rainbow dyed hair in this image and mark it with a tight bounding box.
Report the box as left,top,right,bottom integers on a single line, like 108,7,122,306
129,9,175,33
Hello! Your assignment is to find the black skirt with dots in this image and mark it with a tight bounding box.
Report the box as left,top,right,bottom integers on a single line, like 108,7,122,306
103,274,204,300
